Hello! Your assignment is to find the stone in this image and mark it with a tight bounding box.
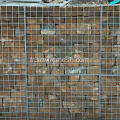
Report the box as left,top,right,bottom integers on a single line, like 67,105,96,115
110,27,120,36
60,35,83,46
56,24,77,34
112,66,120,75
26,24,40,34
69,76,80,81
102,27,109,35
12,64,25,74
36,66,49,74
26,17,43,24
41,24,55,35
53,18,64,24
15,28,24,37
54,46,74,58
27,35,43,44
90,42,99,52
84,35,100,43
101,58,115,66
66,18,76,23
91,24,100,35
43,35,60,45
51,67,64,75
44,18,53,23
102,18,119,27
1,26,14,37
101,76,117,96
60,7,71,17
72,7,83,16
87,66,99,75
117,36,120,44
77,24,91,34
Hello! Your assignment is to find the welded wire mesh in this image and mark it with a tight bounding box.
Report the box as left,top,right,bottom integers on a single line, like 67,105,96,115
0,5,120,120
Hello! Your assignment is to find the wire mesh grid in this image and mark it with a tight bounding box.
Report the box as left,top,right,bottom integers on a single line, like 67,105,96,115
0,5,120,120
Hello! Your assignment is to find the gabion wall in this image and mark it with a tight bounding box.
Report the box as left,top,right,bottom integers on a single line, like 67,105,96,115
0,6,120,120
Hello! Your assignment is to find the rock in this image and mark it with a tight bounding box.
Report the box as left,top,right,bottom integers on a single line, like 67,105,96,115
77,24,91,34
41,24,55,35
102,18,119,27
54,46,74,58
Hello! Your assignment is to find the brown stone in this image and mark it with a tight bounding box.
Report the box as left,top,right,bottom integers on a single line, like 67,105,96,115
102,27,109,35
56,24,76,34
11,89,26,97
44,18,53,23
43,35,60,45
66,18,76,23
27,35,43,44
26,24,40,34
27,66,36,74
27,17,43,24
51,67,64,75
69,76,80,81
84,35,100,43
102,46,112,52
53,18,64,24
49,7,60,17
101,58,115,66
91,24,100,35
60,7,71,17
39,108,59,112
1,13,17,22
12,64,25,74
87,66,99,74
11,47,25,58
101,76,117,96
1,26,14,37
83,7,100,16
72,7,83,16
90,42,99,52
0,47,10,58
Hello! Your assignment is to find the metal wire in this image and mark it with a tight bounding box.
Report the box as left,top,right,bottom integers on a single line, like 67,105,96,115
0,5,120,120
24,6,29,120
99,5,103,117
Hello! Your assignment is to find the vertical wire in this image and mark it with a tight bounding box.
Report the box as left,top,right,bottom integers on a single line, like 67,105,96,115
99,5,103,117
24,6,29,120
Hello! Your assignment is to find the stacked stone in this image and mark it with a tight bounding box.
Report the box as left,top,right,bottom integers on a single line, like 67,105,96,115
0,6,120,120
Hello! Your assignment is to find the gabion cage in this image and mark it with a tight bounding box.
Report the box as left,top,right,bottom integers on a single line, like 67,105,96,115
0,4,120,120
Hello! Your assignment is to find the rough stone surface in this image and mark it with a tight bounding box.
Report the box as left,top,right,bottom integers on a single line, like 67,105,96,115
77,24,91,34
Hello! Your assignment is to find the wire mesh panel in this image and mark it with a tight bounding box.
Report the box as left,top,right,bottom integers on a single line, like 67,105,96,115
0,4,120,120
0,6,27,120
26,6,101,120
101,6,120,119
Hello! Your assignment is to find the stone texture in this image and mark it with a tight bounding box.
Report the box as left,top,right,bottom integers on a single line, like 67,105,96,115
27,24,40,34
41,24,55,35
56,24,77,34
77,24,91,34
102,18,119,27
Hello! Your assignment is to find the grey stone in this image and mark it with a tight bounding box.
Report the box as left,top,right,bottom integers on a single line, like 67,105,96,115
102,18,119,27
77,24,91,34
41,24,55,35
15,29,24,37
39,99,44,107
110,27,120,36
54,46,74,58
60,35,83,46
112,66,120,75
